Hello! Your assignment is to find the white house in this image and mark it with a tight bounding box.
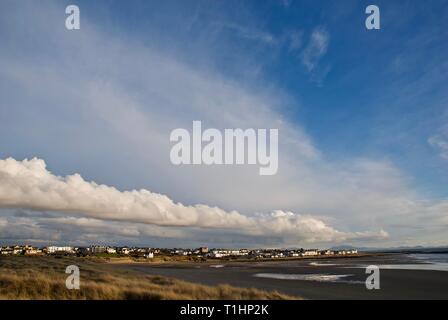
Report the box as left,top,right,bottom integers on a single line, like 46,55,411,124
144,252,154,259
301,249,319,256
46,246,74,254
119,247,131,255
24,248,42,255
106,247,117,254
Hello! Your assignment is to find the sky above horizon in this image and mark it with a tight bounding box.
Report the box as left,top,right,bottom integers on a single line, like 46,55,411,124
0,0,447,248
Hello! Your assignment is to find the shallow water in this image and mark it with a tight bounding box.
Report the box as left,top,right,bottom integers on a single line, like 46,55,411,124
309,262,339,266
115,254,448,299
253,273,362,284
349,253,448,272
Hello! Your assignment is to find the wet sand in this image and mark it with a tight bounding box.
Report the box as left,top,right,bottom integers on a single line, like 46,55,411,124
113,254,448,299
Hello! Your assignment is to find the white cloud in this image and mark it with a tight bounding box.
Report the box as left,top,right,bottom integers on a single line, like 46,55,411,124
218,22,276,45
301,27,329,71
0,157,388,244
0,215,61,242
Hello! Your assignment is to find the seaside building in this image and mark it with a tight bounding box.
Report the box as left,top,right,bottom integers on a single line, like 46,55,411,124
118,247,131,255
45,246,75,254
301,249,319,256
24,247,42,255
106,247,117,254
90,246,108,254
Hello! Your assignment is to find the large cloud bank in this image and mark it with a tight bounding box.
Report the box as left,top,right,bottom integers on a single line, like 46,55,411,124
0,157,388,243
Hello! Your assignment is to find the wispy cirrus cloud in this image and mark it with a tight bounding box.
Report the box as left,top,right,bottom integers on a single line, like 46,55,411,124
217,22,277,45
301,27,329,72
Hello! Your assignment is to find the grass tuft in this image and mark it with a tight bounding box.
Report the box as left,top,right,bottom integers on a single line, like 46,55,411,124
0,256,299,300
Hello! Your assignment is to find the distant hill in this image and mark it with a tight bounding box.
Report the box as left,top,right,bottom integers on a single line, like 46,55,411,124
331,244,448,254
329,245,358,251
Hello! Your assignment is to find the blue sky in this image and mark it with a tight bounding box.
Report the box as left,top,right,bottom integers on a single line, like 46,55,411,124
75,0,448,197
0,0,447,247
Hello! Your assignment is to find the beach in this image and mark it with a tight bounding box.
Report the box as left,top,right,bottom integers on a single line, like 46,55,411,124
113,253,448,299
0,255,295,300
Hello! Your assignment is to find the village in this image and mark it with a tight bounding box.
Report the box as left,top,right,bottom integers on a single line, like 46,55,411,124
0,244,358,260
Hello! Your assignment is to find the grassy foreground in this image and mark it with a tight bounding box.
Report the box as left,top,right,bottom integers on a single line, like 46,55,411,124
0,256,298,300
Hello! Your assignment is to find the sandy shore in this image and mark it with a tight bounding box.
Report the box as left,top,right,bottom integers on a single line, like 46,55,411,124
112,254,448,299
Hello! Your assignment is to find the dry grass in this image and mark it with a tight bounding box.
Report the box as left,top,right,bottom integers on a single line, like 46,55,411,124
0,256,298,300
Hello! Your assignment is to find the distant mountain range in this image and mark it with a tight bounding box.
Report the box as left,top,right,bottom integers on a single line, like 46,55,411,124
330,245,448,254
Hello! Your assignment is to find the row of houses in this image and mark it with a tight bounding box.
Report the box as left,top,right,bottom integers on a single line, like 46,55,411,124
0,245,358,259
254,249,358,258
75,246,159,258
207,248,358,259
166,248,358,259
0,245,43,255
0,245,207,257
0,245,157,258
166,247,209,256
208,249,250,258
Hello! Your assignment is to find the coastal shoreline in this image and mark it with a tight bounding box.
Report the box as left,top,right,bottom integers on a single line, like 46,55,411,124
102,252,384,265
111,253,448,299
